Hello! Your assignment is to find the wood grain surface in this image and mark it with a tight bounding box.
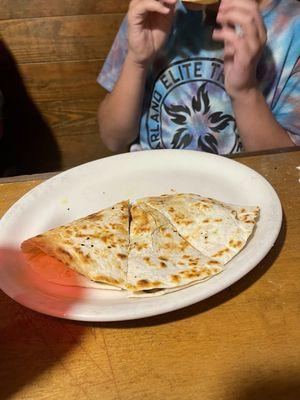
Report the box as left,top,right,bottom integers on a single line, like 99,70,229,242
0,14,123,64
0,150,300,400
0,0,130,19
0,0,127,174
19,61,105,102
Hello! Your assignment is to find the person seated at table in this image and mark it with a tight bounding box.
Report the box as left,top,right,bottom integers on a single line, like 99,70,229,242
0,89,3,143
97,0,299,154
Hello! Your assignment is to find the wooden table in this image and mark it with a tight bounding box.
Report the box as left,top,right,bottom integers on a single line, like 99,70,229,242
1,149,299,400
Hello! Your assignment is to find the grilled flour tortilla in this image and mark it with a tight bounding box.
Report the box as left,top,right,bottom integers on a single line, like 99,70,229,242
21,194,259,295
21,200,129,289
127,202,223,292
141,194,260,265
26,252,122,290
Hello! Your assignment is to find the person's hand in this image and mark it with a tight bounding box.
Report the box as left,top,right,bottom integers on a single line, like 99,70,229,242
212,0,267,99
127,0,177,67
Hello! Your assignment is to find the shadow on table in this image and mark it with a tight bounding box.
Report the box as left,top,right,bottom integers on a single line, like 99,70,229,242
0,39,61,176
92,211,286,329
0,307,85,399
0,248,85,399
233,368,300,400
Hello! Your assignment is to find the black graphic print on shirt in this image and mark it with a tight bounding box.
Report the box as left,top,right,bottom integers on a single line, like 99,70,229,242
144,57,242,154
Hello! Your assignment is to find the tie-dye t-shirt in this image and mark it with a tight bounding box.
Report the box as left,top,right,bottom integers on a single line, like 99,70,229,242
98,0,300,154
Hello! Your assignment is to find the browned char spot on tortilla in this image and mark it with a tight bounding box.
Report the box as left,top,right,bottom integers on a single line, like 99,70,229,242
58,247,73,260
120,202,128,211
179,241,189,251
212,248,230,258
194,201,211,210
208,260,221,265
100,234,114,244
137,279,150,288
109,223,118,229
173,212,185,223
83,253,91,261
189,260,200,266
164,232,172,238
160,261,167,268
117,238,127,245
181,269,210,279
117,253,127,260
135,242,149,251
238,214,251,221
158,256,168,262
86,213,103,221
161,241,180,251
94,275,121,286
75,233,99,239
229,240,243,248
134,225,152,234
137,279,161,289
181,219,193,226
171,275,181,283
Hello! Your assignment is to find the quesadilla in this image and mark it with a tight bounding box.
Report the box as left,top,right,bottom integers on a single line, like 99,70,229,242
26,252,122,290
21,200,129,289
21,193,259,296
140,194,260,266
126,202,223,292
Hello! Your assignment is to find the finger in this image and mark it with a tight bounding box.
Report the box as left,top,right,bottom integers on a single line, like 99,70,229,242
213,27,253,64
216,9,262,52
220,0,258,13
130,0,177,9
224,41,236,59
160,0,177,14
160,0,177,5
212,27,237,56
213,27,240,54
129,0,171,17
213,26,239,43
218,0,267,42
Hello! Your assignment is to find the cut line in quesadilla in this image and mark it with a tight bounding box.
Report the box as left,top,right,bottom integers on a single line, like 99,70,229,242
140,194,259,266
126,202,223,292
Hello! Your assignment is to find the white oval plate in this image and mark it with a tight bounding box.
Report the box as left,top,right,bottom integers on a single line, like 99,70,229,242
0,150,282,321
